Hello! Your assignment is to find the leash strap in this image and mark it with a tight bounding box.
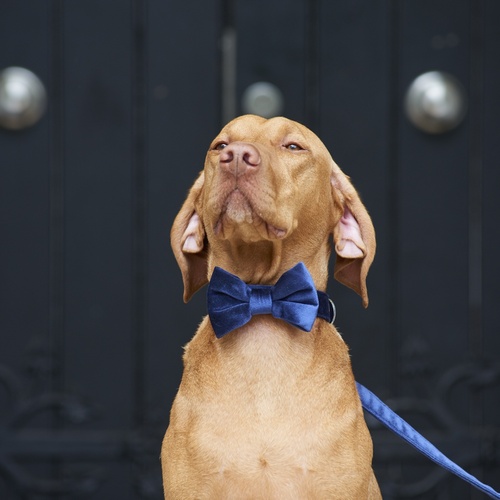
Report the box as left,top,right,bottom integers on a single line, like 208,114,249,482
356,383,500,499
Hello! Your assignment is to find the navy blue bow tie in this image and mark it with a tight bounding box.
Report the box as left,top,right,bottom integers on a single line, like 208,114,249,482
207,262,334,338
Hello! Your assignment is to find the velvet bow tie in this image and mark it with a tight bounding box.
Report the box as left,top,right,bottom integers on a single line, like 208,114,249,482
207,262,335,338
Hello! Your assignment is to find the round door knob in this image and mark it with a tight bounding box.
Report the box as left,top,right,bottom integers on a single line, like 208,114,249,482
404,71,467,134
242,82,284,118
0,67,47,130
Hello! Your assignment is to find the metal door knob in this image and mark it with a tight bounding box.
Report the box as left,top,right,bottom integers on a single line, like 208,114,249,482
404,71,467,134
0,67,47,130
242,82,284,118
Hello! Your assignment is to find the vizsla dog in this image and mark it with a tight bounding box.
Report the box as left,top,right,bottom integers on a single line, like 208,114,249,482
162,114,381,499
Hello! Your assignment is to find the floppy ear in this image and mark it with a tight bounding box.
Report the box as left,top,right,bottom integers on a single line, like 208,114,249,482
330,160,376,308
170,172,209,302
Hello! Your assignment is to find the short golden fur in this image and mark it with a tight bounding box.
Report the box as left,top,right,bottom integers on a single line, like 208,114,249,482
162,115,381,499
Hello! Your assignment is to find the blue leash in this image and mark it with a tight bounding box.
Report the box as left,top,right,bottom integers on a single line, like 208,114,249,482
357,383,500,499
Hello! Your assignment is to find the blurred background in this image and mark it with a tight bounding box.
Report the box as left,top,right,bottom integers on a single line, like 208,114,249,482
1,0,499,498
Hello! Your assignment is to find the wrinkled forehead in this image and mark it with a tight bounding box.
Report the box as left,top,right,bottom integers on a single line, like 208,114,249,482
217,115,325,149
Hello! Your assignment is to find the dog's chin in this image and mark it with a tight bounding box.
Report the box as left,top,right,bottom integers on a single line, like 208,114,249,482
213,190,287,242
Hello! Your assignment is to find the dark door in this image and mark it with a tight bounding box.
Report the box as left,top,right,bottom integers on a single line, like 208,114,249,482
1,1,499,499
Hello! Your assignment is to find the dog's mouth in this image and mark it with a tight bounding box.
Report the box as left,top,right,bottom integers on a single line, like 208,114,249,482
214,188,287,240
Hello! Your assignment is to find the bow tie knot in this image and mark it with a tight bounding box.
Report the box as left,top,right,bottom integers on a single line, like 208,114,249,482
249,286,274,316
207,262,334,338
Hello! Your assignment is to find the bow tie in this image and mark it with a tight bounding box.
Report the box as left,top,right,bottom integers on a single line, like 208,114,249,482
207,262,335,338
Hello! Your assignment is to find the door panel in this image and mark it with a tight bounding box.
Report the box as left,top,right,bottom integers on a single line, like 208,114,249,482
236,0,306,123
1,0,219,498
319,0,394,395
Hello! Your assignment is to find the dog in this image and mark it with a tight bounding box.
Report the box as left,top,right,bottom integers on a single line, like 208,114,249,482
162,114,381,499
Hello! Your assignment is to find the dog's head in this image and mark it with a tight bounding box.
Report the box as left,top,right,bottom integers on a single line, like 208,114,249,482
171,115,375,306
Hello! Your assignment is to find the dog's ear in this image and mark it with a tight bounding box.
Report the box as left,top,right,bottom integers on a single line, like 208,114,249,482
330,160,376,308
170,172,209,302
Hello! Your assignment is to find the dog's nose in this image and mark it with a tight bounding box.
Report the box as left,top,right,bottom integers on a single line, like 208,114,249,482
219,142,261,176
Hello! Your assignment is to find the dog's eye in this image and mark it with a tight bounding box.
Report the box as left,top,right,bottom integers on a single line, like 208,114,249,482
285,143,304,151
213,142,228,151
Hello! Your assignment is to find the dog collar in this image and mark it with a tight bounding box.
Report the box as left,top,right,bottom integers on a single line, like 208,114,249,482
207,262,335,338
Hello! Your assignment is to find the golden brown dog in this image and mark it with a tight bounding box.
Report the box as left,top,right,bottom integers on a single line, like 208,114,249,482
162,114,381,499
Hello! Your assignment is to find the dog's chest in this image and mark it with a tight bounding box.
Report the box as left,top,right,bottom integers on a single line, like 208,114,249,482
188,394,340,482
180,321,354,472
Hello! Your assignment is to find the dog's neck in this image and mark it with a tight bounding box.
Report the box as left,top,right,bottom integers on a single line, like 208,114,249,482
207,239,331,291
